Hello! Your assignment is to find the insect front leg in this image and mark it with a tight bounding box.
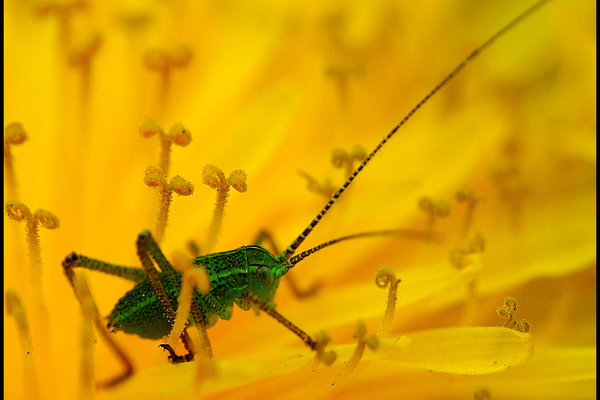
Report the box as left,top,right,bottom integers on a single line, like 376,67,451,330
254,230,321,298
136,231,212,363
62,254,134,388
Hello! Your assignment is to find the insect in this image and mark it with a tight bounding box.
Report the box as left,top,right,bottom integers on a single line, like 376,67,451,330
61,0,552,388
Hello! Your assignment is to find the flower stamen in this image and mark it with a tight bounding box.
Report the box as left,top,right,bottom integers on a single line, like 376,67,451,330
455,185,484,241
497,296,531,333
5,201,59,284
143,44,193,114
69,32,102,124
139,121,191,177
313,330,337,366
4,123,27,200
168,252,210,348
35,1,88,60
202,165,247,252
5,289,40,400
418,197,450,236
326,64,364,106
144,166,194,243
298,170,336,199
331,146,367,179
343,320,379,374
375,267,401,335
72,273,95,400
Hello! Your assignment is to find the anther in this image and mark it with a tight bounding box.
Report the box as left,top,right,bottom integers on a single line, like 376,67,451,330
4,123,28,200
168,252,210,347
448,233,485,270
115,11,153,36
331,146,367,178
144,166,194,243
455,185,484,241
418,197,450,236
143,44,193,113
202,165,247,252
298,170,336,199
343,320,379,374
139,121,191,176
313,331,337,366
69,32,102,117
375,267,401,335
325,63,364,105
497,296,531,333
35,1,88,59
5,201,59,272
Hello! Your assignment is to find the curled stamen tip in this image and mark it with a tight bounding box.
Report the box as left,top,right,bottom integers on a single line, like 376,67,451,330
202,165,226,189
503,296,519,311
351,146,367,160
228,170,248,192
473,386,492,400
168,124,191,146
169,176,194,196
418,196,434,212
70,33,102,65
365,335,379,350
4,123,27,145
375,267,395,288
5,201,31,222
468,233,486,253
516,319,531,333
331,148,348,168
320,350,337,366
455,186,474,202
448,248,469,269
353,319,367,339
434,201,451,217
169,45,193,67
5,289,23,315
144,167,167,188
143,49,168,70
496,305,512,320
139,120,165,138
33,209,60,229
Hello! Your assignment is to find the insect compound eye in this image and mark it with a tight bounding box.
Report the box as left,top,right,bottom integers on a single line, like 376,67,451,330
256,266,273,287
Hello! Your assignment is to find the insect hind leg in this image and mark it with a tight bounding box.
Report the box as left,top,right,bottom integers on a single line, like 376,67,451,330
61,254,134,388
254,230,322,298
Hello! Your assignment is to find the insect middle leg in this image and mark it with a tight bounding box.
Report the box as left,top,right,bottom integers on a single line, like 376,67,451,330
136,231,212,362
245,293,317,350
254,230,322,298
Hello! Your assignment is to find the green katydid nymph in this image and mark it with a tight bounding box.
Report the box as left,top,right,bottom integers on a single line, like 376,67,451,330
62,0,552,388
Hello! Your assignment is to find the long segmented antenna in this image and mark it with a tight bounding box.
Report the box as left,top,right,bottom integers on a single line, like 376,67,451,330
284,229,437,270
282,0,550,260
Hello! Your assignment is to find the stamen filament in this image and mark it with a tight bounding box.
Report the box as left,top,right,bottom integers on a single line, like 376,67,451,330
5,289,40,400
202,166,247,252
375,268,401,335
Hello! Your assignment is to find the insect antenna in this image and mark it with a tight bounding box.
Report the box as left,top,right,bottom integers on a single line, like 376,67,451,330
284,229,438,270
282,0,550,261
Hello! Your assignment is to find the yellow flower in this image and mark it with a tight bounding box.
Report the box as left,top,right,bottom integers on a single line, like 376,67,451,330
4,1,595,399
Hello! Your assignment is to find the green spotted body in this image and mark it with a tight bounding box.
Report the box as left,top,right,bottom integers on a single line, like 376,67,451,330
107,246,288,339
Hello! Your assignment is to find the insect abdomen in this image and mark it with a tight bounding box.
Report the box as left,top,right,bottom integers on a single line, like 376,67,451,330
107,272,218,339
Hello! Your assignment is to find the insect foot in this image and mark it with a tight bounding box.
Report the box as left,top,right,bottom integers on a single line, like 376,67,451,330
159,344,194,364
